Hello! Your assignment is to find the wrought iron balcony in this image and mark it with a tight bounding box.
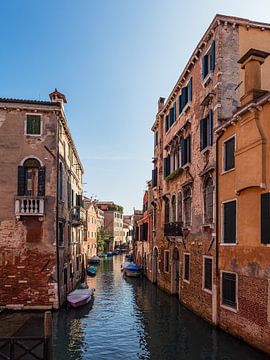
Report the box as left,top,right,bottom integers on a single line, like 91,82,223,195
164,222,183,237
70,206,86,226
15,197,45,217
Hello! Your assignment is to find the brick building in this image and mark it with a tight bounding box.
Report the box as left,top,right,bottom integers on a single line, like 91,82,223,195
0,89,85,310
216,48,270,354
145,14,270,353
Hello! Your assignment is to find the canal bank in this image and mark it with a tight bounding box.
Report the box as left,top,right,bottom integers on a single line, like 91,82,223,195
53,256,269,360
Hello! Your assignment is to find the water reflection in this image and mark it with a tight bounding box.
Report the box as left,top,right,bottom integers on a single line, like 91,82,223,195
53,256,268,360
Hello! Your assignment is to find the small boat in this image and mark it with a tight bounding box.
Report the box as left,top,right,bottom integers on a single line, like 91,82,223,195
123,262,141,278
99,253,107,258
106,252,113,257
87,266,97,277
125,254,134,262
89,256,100,264
67,288,95,308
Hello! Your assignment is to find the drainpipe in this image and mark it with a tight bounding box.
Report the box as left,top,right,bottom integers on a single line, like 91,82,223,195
55,115,60,309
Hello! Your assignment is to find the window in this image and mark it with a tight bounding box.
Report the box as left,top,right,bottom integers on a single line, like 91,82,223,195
177,192,183,222
224,137,235,171
261,193,270,244
26,115,41,135
202,41,215,80
164,251,170,273
204,176,214,223
139,223,148,241
171,195,176,222
203,257,213,291
152,168,157,187
222,272,237,309
222,200,236,244
155,131,158,146
58,222,64,246
184,253,190,281
17,158,45,197
178,78,192,115
200,111,213,151
183,186,192,227
165,103,176,132
180,136,191,166
164,155,171,178
164,197,170,224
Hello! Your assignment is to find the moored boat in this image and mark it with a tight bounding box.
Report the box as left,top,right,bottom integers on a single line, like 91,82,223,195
106,251,113,257
67,288,95,308
99,253,107,258
89,256,100,264
123,262,141,278
87,266,97,277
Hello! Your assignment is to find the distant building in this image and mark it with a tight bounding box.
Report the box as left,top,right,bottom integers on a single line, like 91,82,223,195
96,201,124,250
84,197,99,260
0,89,85,310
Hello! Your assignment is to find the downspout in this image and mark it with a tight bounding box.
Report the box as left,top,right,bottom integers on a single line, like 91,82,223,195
55,113,60,309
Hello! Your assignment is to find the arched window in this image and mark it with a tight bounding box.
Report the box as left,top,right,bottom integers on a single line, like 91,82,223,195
177,192,183,223
17,158,45,196
171,195,176,223
204,176,214,223
164,197,170,224
183,186,192,226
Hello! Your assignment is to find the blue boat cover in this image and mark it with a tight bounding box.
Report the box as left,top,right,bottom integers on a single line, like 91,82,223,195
126,263,140,272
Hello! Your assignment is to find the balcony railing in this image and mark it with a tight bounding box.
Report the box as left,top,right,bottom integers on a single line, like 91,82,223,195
164,222,183,237
15,197,45,217
70,206,86,225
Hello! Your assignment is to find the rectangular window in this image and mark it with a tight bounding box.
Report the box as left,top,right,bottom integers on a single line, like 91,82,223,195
184,253,190,281
178,78,192,116
222,272,237,309
181,136,191,167
203,257,213,291
202,40,215,80
58,222,64,246
165,115,169,132
163,155,171,178
223,200,236,244
26,115,41,135
155,131,158,146
224,137,235,171
200,110,213,151
261,193,270,244
152,168,157,187
164,251,170,273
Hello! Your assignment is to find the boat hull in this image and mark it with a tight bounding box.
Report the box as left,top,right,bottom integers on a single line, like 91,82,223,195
124,269,141,278
67,288,94,308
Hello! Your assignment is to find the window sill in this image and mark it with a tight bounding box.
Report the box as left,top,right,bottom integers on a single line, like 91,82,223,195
183,279,190,284
221,168,235,175
220,304,238,313
220,242,237,246
25,133,42,137
203,288,212,295
201,146,212,155
182,162,191,170
203,72,213,87
165,120,177,135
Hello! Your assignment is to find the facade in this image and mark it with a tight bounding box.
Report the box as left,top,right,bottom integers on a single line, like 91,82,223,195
0,89,85,310
84,197,99,260
96,201,124,251
143,14,270,353
217,49,270,354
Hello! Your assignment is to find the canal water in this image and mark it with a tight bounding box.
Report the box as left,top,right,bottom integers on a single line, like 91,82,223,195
53,255,268,360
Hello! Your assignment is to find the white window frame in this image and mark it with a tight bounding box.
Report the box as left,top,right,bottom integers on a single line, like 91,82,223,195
222,134,236,174
164,250,170,273
221,198,237,246
183,252,190,283
24,113,43,136
220,270,238,313
202,256,213,294
202,175,215,225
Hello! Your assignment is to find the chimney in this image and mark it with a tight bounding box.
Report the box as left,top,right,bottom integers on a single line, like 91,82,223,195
49,88,67,108
158,97,165,112
238,48,270,106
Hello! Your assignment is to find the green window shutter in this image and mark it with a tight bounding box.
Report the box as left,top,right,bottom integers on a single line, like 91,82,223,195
38,166,46,196
210,40,216,71
223,201,236,243
17,166,26,196
261,193,270,244
188,77,193,102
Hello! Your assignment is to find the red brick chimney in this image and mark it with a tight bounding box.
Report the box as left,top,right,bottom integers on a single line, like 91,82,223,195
238,48,270,106
49,88,67,108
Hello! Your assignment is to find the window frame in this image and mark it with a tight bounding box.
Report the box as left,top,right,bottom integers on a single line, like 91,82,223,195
202,40,215,82
183,186,192,227
203,176,214,224
24,113,42,136
220,271,238,312
202,256,213,293
183,252,190,283
222,135,236,174
221,199,237,245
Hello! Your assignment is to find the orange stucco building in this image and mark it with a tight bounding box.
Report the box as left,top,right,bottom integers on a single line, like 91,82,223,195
217,48,270,354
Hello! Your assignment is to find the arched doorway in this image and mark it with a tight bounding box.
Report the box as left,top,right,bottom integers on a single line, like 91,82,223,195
152,247,158,284
171,247,180,296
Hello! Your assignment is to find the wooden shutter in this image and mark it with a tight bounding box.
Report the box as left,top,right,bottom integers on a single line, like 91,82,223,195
173,102,176,122
222,272,236,307
165,115,169,132
167,155,171,175
204,258,212,290
184,254,190,280
261,193,270,244
223,201,236,243
182,87,188,108
209,110,213,146
38,166,46,196
210,40,215,71
17,166,26,196
188,77,193,102
225,138,235,170
178,95,182,115
202,56,207,79
187,136,191,163
180,138,185,167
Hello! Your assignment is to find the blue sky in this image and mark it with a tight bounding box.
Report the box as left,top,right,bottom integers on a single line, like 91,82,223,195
1,1,270,213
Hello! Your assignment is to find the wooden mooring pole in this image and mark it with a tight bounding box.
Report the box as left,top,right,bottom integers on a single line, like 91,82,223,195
44,311,53,360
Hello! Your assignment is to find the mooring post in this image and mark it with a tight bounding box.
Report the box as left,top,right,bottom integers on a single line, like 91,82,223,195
44,311,53,360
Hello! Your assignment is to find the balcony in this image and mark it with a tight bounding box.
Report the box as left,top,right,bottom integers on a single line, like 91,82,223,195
15,197,45,217
164,222,183,237
70,206,86,226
